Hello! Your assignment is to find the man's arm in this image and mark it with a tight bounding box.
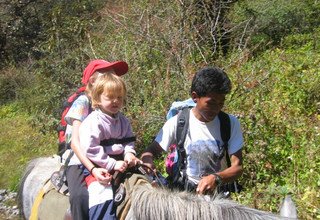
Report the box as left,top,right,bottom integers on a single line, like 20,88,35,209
196,149,243,194
218,149,243,182
141,140,164,170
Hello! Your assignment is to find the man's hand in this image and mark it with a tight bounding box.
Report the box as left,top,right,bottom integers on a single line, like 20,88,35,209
196,174,217,195
196,150,243,194
141,162,156,175
140,141,163,174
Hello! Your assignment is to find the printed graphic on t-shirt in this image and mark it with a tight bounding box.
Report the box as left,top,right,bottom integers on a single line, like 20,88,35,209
186,139,224,178
71,99,89,122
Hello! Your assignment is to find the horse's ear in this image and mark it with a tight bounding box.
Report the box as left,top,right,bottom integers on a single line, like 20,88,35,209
279,195,297,218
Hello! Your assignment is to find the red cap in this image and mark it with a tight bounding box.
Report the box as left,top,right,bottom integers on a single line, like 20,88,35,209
81,60,129,85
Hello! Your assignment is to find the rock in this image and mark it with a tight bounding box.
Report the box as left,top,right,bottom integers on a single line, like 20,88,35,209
0,189,19,219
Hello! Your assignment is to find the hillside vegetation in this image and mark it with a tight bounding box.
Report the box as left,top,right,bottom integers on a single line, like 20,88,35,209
0,0,319,219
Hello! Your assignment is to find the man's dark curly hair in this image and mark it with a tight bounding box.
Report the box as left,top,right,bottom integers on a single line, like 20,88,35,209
190,67,232,97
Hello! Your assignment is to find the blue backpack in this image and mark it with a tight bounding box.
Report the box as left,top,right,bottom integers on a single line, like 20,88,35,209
164,99,233,190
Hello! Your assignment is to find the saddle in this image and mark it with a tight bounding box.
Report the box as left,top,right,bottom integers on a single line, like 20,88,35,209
112,164,167,219
29,173,70,220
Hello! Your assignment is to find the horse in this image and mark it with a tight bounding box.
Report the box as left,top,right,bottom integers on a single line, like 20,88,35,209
18,155,63,219
18,156,297,220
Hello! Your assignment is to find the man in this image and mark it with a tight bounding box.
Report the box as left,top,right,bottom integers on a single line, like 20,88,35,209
141,67,243,195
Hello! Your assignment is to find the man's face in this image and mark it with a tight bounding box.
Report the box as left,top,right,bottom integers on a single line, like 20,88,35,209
192,92,226,122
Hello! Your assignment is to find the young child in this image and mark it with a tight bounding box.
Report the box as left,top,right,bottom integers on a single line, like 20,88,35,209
79,73,141,220
141,67,244,195
63,59,129,220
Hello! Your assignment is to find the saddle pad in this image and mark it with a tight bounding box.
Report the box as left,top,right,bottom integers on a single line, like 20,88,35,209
38,189,70,220
116,173,150,220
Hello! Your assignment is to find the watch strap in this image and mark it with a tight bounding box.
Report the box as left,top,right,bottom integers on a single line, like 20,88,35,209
212,173,222,186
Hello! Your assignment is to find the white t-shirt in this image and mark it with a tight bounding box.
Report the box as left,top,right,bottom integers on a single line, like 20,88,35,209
155,109,243,182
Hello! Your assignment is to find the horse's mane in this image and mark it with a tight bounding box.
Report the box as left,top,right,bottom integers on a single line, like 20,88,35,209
130,184,289,220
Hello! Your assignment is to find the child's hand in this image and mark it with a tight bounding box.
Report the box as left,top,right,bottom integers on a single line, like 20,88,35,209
114,160,128,173
124,153,142,168
92,167,112,186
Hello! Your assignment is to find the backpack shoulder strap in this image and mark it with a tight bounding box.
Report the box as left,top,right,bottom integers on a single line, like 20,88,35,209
170,107,190,184
175,107,190,168
218,111,231,167
176,107,190,149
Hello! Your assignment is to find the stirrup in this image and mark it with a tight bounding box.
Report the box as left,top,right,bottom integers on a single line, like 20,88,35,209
50,170,69,195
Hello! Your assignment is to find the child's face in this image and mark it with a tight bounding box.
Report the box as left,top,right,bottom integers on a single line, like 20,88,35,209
98,92,124,117
193,92,225,122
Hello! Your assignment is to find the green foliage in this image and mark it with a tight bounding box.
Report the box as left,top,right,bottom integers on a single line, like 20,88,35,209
229,0,320,53
0,0,107,66
225,37,320,219
0,67,32,105
0,103,56,191
0,1,43,64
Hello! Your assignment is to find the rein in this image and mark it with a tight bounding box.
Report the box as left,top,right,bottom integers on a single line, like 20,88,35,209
135,163,167,188
113,163,166,188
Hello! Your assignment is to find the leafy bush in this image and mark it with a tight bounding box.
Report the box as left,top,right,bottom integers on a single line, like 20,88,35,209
0,0,106,66
225,37,320,218
229,0,320,53
0,67,32,105
0,103,56,190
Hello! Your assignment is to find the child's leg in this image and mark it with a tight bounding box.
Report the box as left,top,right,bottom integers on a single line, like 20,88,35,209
66,165,89,220
89,199,117,220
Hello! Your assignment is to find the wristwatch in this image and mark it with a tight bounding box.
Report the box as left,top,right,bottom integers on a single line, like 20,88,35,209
212,173,222,186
